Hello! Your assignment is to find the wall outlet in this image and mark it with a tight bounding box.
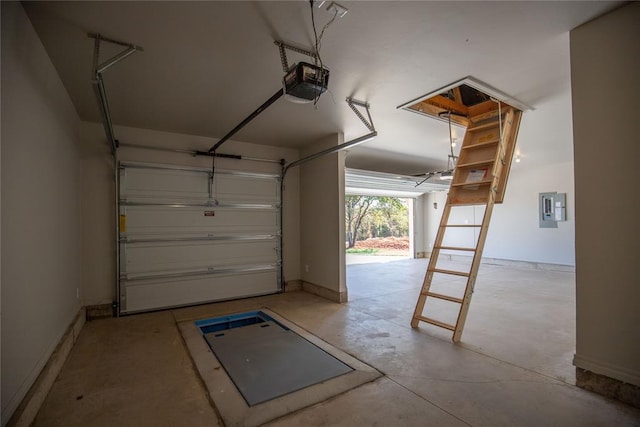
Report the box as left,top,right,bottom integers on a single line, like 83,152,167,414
305,264,309,273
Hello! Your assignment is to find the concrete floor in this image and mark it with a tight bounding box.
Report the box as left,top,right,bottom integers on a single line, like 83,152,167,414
34,259,640,426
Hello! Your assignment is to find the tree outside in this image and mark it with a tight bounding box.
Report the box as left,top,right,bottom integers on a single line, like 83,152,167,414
345,196,410,255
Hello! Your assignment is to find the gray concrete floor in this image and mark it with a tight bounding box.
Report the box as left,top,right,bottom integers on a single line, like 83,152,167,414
34,260,640,426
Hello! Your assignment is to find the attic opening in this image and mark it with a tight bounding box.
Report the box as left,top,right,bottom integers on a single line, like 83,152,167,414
398,76,531,127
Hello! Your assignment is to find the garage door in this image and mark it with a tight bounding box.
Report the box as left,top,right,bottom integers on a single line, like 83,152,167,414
118,162,281,314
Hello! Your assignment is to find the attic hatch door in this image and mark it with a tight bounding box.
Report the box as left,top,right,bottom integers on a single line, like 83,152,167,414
117,162,281,314
398,76,530,203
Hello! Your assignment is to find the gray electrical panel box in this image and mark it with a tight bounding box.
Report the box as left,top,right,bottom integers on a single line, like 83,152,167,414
539,192,566,228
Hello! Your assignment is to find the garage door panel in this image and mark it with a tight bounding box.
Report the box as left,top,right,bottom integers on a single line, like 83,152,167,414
122,269,278,314
122,206,278,235
122,239,278,274
213,174,279,204
120,165,279,205
121,168,209,201
118,162,282,314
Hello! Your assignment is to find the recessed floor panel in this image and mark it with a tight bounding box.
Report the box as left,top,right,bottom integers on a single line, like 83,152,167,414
204,320,353,406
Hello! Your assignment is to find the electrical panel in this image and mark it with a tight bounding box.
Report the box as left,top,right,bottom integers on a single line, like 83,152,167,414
539,192,566,228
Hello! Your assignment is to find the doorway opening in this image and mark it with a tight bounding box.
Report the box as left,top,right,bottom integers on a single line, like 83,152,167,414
345,195,413,264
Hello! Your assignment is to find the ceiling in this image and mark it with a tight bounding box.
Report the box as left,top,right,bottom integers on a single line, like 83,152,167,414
24,1,618,175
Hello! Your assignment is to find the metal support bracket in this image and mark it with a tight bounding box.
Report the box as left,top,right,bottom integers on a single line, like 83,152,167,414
274,41,318,72
414,172,436,188
282,97,376,177
346,97,375,132
88,33,143,154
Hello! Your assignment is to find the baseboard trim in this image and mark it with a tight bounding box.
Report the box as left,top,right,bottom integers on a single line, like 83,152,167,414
434,254,575,272
302,281,347,303
573,353,640,388
7,307,86,427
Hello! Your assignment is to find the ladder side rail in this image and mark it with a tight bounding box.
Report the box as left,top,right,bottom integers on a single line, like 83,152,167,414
495,110,523,203
489,109,514,180
452,110,515,342
452,198,496,341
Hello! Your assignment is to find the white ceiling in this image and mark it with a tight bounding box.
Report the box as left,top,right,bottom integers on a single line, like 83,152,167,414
24,1,619,174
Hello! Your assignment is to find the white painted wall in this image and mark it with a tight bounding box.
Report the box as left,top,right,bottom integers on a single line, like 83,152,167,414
300,134,347,298
570,3,640,386
485,160,575,265
422,191,448,255
1,3,82,422
79,122,301,306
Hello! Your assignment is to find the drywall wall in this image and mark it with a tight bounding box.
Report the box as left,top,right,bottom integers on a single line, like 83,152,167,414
570,3,640,386
1,2,82,423
79,122,301,306
422,191,448,257
299,134,347,301
485,159,575,265
421,161,574,266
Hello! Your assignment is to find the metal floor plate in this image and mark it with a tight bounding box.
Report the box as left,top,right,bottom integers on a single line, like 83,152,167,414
204,321,353,406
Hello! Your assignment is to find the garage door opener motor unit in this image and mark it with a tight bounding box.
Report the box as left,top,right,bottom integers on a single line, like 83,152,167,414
283,62,329,103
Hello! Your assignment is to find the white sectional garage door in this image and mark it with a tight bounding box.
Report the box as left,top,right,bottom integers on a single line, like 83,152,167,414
118,162,281,314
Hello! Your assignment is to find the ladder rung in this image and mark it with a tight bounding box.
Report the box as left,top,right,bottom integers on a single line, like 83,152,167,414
456,159,494,168
430,268,470,277
462,138,500,149
450,200,491,207
467,121,499,132
450,179,493,187
442,224,481,228
435,246,476,252
424,291,463,304
414,315,456,331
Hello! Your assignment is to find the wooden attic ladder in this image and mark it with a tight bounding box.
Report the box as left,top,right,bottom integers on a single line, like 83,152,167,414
412,106,522,342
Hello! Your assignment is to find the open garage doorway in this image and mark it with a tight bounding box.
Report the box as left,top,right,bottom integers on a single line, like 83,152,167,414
345,195,413,263
344,168,451,267
344,168,449,299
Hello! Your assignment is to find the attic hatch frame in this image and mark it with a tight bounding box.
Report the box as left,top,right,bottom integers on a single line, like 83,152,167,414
398,77,531,186
397,76,532,127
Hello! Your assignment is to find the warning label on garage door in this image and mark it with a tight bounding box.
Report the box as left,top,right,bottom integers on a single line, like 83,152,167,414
204,211,215,217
